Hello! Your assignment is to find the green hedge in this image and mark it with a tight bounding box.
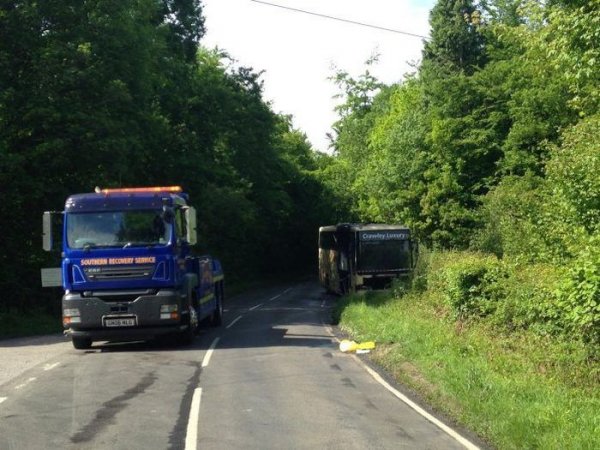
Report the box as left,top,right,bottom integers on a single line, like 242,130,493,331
426,251,599,355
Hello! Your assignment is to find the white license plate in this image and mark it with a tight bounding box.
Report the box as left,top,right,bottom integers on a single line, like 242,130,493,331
104,317,136,327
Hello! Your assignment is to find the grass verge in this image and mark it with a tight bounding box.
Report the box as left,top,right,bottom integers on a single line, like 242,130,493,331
336,288,599,449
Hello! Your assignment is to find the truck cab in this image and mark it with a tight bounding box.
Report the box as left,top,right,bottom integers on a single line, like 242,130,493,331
43,186,224,349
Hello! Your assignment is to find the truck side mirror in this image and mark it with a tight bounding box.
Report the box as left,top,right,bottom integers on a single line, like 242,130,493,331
185,206,197,245
43,211,53,251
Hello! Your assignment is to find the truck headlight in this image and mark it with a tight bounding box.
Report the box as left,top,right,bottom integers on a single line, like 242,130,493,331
160,304,178,319
63,308,81,325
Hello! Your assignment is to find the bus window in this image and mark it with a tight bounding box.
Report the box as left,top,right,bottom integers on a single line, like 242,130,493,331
319,231,336,250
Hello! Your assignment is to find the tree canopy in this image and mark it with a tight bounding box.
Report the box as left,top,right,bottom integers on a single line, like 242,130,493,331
0,0,339,312
322,0,600,346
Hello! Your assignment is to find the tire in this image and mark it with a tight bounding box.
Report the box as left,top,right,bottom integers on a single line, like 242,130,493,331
340,276,350,295
178,305,196,346
324,277,336,295
72,337,92,350
177,325,194,346
209,283,223,327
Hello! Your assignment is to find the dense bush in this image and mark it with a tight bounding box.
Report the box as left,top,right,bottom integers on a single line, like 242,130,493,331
555,239,600,349
425,251,599,354
472,174,548,261
491,262,563,335
435,252,505,318
544,115,600,254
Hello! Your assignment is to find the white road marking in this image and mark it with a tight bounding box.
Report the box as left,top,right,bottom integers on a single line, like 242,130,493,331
185,388,202,450
268,294,282,302
226,315,243,329
202,338,220,368
249,303,263,311
43,362,60,371
0,397,7,404
283,287,293,293
14,377,36,390
324,324,335,336
322,322,480,450
357,358,480,450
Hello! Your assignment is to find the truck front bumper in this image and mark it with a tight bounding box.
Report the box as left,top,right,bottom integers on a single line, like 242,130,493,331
65,324,190,341
63,289,191,342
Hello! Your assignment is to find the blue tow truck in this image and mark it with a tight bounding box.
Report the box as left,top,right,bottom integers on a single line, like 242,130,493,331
42,186,224,349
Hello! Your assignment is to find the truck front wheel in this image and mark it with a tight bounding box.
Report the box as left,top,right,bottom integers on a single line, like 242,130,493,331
72,337,92,350
177,325,194,346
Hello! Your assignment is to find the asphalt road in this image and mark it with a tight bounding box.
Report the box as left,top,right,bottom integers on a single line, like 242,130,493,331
0,281,479,450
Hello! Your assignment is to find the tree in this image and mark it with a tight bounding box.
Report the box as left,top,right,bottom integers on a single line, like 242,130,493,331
422,0,487,74
0,0,171,309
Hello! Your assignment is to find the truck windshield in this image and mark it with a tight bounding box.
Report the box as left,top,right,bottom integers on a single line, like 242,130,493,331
357,239,411,272
66,210,171,249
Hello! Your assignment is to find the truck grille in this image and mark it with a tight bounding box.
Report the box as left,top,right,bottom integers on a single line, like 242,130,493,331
83,264,154,281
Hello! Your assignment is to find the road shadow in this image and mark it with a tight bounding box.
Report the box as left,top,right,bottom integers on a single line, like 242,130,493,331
85,283,337,353
5,281,339,353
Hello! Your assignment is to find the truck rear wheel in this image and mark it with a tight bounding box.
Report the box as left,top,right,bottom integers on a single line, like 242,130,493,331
209,283,223,327
178,305,196,346
72,337,92,350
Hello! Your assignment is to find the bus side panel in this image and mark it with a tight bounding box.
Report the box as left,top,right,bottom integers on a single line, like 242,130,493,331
319,248,341,294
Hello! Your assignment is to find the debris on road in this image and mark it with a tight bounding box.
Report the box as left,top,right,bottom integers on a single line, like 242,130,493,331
339,339,376,353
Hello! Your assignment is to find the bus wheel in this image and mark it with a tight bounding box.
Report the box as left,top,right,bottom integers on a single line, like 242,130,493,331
341,277,351,295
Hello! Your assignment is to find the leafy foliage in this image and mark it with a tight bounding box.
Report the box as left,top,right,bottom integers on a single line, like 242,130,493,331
436,252,505,318
0,1,339,311
323,0,600,354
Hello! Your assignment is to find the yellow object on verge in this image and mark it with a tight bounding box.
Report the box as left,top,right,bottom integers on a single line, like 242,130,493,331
339,340,376,353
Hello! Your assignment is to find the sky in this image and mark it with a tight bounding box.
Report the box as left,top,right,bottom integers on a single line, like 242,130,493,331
201,0,435,153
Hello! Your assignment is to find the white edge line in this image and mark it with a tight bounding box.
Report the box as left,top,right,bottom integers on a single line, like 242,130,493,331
249,303,263,311
201,337,220,368
44,362,60,371
322,321,479,450
184,387,202,450
355,356,480,450
226,315,243,329
283,287,293,294
0,397,7,404
14,377,37,390
268,294,282,302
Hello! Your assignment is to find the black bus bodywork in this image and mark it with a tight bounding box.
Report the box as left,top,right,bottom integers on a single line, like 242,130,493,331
318,223,416,294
